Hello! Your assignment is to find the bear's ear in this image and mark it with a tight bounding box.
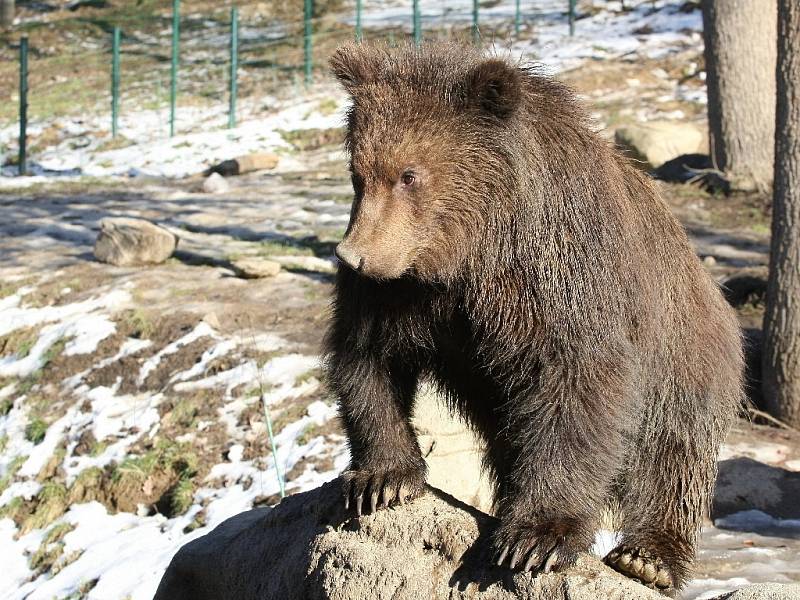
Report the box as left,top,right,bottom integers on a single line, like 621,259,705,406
329,44,373,91
464,58,522,119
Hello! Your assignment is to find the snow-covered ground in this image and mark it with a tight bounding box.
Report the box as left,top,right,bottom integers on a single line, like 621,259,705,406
0,1,796,599
0,0,706,185
0,280,351,599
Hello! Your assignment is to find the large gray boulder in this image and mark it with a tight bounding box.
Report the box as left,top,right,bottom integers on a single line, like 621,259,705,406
154,479,796,600
94,217,178,267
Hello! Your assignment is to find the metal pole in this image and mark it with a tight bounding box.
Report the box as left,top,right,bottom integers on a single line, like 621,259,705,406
515,0,521,37
568,0,575,36
472,0,479,44
303,0,312,88
170,0,179,137
229,7,238,129
18,36,27,176
355,0,362,42
413,0,421,46
111,26,120,138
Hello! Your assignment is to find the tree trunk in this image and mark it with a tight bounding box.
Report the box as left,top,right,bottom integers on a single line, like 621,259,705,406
702,0,777,190
762,0,800,428
0,0,14,28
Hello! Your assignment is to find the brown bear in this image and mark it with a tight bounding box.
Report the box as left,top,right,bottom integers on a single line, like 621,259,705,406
323,41,743,594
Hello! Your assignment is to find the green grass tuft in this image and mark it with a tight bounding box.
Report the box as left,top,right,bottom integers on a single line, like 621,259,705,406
25,418,48,445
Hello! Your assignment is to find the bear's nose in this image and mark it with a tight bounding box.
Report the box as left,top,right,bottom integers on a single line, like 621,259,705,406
335,243,364,271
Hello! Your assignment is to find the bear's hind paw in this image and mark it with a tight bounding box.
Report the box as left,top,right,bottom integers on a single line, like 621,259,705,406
604,545,674,591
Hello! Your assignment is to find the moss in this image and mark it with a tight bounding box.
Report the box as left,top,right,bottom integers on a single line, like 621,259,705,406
182,510,207,534
167,477,196,516
21,482,69,533
41,337,68,369
120,309,155,339
17,372,41,395
112,439,198,485
0,398,13,416
67,467,104,504
295,423,318,446
271,400,311,435
0,327,41,359
317,98,339,116
0,455,26,494
0,496,24,521
25,417,48,445
166,398,200,428
89,440,108,457
258,239,315,257
30,522,75,574
295,367,323,386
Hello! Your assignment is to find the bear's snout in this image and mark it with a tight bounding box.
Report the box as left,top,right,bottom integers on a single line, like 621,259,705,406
335,243,364,272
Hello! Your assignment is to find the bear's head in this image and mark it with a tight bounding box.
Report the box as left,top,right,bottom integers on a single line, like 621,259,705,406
330,42,525,282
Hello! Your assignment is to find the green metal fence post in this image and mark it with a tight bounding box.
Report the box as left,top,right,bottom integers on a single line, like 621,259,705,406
413,0,421,46
18,36,27,176
170,0,180,137
355,0,362,42
515,0,521,37
229,7,238,129
111,26,120,138
568,0,576,36
472,0,479,44
303,0,312,87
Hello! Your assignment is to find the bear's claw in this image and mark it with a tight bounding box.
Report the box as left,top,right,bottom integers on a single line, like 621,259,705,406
342,467,425,515
493,521,579,574
604,545,674,590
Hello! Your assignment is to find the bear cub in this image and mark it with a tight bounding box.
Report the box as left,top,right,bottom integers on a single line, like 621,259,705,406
324,41,743,594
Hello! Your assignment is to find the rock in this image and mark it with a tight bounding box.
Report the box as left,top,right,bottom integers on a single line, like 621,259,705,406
614,121,707,169
154,479,663,600
413,387,494,513
716,583,800,599
230,257,281,279
202,172,230,194
713,457,800,520
93,217,178,267
204,152,280,177
155,479,796,600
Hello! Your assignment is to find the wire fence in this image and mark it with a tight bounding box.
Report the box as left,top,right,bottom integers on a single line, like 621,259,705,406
6,0,638,174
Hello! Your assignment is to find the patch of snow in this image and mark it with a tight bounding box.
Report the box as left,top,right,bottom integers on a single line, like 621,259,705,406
0,480,42,507
174,353,318,398
0,290,131,378
0,519,36,592
715,510,800,533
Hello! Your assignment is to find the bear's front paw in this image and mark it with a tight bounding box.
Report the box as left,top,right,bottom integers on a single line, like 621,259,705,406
493,517,588,574
342,464,426,515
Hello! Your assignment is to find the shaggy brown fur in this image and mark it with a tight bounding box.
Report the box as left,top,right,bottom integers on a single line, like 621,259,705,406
323,41,743,595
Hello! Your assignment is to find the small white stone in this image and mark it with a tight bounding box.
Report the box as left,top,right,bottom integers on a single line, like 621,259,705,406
228,444,245,463
202,172,230,194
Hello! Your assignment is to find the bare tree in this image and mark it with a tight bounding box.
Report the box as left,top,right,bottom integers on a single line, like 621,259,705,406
763,0,800,428
0,0,14,28
702,0,777,190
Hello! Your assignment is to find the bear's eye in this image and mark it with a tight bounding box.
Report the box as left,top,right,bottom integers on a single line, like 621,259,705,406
401,171,416,187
